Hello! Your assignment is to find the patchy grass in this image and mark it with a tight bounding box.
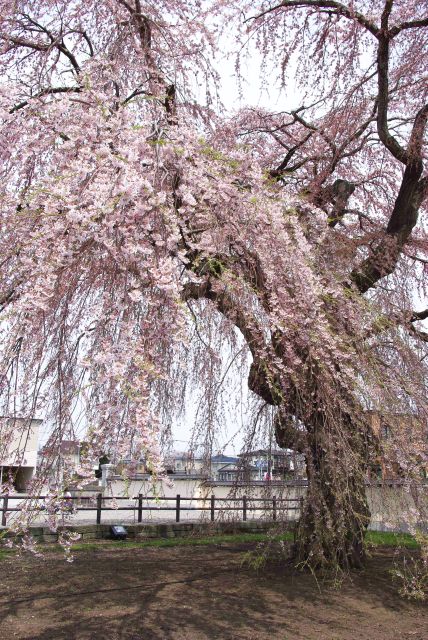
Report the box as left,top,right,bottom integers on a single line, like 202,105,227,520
0,528,420,558
0,548,11,561
71,531,292,552
1,532,283,559
365,530,419,549
68,530,419,553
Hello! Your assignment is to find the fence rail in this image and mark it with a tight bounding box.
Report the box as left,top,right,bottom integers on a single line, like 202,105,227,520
0,493,304,526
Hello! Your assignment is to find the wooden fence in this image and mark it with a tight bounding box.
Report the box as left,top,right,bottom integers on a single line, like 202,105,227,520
0,493,304,526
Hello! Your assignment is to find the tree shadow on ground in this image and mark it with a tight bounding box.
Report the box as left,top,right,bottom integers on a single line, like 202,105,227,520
0,544,426,640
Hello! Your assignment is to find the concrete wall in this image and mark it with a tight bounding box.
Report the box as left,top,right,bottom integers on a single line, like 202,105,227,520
101,478,428,532
366,483,428,532
2,479,427,533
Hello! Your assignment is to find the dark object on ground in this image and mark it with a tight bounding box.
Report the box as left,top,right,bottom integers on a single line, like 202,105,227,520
110,525,127,540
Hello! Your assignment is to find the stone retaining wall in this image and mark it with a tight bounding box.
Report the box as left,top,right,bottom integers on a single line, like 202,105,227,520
12,519,291,544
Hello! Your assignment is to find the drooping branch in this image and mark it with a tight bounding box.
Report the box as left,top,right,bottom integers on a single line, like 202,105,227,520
182,280,267,360
7,17,81,73
116,0,176,119
9,87,81,114
351,162,427,293
249,0,379,38
376,34,408,165
182,274,284,407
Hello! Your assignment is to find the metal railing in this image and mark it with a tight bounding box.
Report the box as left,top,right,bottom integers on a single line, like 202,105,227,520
0,493,304,526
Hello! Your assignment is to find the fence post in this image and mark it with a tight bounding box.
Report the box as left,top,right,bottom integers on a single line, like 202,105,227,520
138,493,143,523
294,496,304,544
243,495,247,522
272,496,276,522
1,494,8,527
210,494,215,522
96,493,102,525
176,494,180,523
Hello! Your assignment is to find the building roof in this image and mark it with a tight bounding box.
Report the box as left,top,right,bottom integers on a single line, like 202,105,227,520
171,452,204,461
211,455,239,463
238,449,292,458
0,416,43,423
217,463,258,472
40,440,80,455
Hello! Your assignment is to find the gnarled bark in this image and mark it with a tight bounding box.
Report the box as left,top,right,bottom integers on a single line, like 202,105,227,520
273,382,372,570
278,410,371,570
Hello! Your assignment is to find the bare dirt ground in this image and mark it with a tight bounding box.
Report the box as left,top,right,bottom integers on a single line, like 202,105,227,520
0,542,427,640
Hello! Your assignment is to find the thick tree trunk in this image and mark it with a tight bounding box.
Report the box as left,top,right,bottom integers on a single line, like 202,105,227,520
276,407,371,571
297,430,370,570
249,337,374,573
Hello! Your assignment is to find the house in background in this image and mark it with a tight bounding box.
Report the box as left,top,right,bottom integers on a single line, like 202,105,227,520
216,461,259,482
153,450,306,481
166,452,243,479
0,417,42,492
33,440,308,488
37,439,82,484
38,439,81,467
210,454,239,479
165,451,207,476
238,449,306,481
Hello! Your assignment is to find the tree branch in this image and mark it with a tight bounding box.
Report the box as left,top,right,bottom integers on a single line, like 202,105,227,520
249,0,379,38
351,27,428,293
269,132,313,178
411,309,428,322
376,34,408,164
390,17,428,38
351,163,426,292
7,30,80,74
9,87,81,114
0,286,21,313
115,0,176,121
181,280,267,360
409,325,428,343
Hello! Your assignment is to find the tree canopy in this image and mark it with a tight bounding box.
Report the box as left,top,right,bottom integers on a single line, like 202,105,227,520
0,0,427,567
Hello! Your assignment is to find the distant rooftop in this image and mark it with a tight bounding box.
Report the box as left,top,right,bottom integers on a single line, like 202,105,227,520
211,454,239,463
40,440,80,455
0,416,43,423
238,449,292,458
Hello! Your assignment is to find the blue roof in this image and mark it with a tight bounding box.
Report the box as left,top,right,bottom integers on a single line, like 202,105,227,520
211,455,239,463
